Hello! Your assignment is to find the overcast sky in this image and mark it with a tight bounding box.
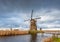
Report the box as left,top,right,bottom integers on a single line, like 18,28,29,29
0,0,60,29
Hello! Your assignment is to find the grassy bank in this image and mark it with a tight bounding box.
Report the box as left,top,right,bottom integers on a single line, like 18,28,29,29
53,37,60,42
29,30,44,35
0,30,29,36
52,35,60,42
29,30,37,35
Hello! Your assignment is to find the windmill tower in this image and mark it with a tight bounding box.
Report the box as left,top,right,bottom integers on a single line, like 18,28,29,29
25,10,41,30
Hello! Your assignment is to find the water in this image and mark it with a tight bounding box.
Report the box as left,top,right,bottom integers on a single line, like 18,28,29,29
0,33,52,42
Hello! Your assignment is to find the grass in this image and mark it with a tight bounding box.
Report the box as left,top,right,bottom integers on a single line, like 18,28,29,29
29,30,37,35
37,30,44,33
0,30,29,36
52,35,60,42
53,38,60,42
29,30,44,35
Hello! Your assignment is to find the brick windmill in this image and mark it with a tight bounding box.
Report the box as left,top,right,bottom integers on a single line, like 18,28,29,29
25,10,41,30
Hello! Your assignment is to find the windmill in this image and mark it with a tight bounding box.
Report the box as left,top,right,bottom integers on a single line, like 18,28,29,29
25,10,41,30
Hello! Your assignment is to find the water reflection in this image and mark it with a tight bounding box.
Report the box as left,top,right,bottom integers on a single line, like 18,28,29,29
30,33,45,42
30,34,37,42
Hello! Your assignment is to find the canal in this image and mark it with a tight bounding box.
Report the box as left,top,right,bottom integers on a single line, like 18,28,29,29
0,33,52,42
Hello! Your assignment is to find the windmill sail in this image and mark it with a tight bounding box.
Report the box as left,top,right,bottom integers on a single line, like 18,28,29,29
31,10,33,20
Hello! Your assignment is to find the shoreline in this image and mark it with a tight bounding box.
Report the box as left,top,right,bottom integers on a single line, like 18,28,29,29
0,30,29,36
0,30,59,36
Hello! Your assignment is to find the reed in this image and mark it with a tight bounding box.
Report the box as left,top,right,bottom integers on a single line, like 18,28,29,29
0,30,29,36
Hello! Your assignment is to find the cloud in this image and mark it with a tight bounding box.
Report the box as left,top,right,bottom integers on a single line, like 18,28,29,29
0,0,60,29
0,8,60,29
35,9,60,28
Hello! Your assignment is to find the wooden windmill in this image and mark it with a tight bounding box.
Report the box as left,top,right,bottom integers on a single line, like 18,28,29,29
25,10,41,30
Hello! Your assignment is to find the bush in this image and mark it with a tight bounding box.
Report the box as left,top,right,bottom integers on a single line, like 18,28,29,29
29,30,37,35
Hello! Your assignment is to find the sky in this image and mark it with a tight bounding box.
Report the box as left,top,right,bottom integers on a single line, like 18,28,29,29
0,0,60,29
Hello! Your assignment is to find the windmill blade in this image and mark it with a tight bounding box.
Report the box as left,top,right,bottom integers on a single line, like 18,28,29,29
34,17,41,19
31,10,33,20
24,10,33,22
